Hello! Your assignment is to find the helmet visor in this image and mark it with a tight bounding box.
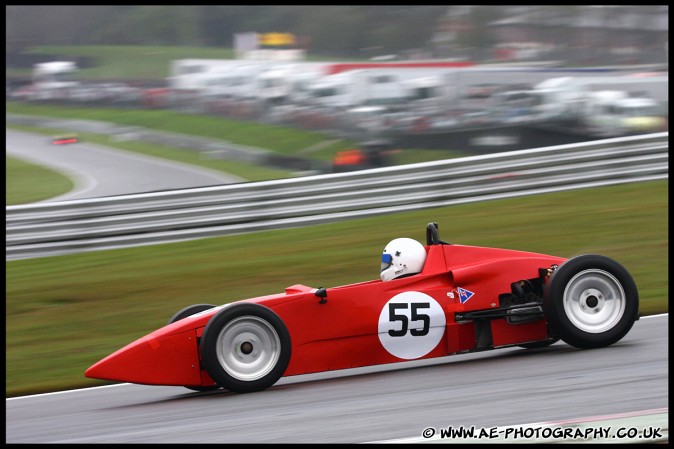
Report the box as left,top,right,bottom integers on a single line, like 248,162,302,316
381,253,393,273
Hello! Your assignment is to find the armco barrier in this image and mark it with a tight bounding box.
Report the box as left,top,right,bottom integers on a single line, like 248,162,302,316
6,133,668,260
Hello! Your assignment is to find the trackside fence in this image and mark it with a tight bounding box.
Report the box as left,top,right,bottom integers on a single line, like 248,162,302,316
6,133,668,260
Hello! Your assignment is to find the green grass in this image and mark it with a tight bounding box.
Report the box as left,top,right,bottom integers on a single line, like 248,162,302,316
6,124,294,198
5,180,668,397
6,156,75,205
7,102,472,185
7,102,465,162
7,102,339,157
6,123,462,205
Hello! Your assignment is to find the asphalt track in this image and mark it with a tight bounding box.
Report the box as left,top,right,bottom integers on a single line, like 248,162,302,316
6,129,242,201
6,314,668,443
6,128,668,443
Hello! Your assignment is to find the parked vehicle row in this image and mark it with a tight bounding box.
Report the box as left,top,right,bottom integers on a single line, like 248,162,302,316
7,59,668,141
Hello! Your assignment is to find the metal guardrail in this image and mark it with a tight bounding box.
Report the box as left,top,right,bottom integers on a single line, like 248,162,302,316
6,133,668,260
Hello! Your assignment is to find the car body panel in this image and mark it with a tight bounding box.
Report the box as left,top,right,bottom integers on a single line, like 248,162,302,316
86,243,567,387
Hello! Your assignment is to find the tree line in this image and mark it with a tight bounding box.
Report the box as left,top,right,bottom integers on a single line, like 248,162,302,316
6,5,486,59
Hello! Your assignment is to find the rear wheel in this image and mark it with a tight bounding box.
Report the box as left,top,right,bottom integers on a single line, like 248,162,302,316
168,304,220,392
200,303,291,393
544,255,639,349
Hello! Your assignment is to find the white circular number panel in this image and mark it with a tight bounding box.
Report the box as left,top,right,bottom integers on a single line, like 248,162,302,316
378,291,446,359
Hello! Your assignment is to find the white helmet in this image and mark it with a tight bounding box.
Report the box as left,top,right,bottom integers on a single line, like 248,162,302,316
380,238,427,281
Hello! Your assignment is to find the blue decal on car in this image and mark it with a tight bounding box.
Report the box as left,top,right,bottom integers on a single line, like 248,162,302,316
457,287,475,304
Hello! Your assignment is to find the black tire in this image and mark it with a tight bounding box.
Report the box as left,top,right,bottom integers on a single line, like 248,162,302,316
200,303,291,393
518,338,559,349
168,303,217,325
544,254,639,349
168,304,219,392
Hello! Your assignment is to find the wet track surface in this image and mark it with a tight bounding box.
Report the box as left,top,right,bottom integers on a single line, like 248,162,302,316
6,315,668,443
6,129,242,201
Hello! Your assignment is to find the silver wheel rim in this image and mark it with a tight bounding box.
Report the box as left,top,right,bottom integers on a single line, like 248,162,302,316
215,316,281,381
563,269,625,333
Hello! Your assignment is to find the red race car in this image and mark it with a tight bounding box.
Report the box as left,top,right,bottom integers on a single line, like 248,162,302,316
51,134,79,145
86,223,639,393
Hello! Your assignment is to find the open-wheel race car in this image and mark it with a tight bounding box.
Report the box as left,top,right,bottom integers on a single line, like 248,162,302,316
86,223,639,393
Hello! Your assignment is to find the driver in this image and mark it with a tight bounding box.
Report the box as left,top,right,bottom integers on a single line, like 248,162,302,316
380,238,427,281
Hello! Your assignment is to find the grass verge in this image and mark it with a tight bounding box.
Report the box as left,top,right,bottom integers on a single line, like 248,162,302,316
5,180,668,397
6,156,75,205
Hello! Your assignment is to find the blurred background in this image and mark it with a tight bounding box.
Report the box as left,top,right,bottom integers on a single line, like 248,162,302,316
6,5,669,65
6,5,669,173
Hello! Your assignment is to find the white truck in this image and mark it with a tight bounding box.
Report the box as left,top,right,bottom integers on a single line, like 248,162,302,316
529,75,668,136
401,75,461,115
168,59,240,91
31,61,79,100
308,68,442,110
254,62,328,106
580,90,667,137
169,59,264,110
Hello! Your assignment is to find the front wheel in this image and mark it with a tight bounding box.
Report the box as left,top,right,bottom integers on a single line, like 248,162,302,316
544,254,639,349
168,303,216,325
168,304,220,392
200,303,291,393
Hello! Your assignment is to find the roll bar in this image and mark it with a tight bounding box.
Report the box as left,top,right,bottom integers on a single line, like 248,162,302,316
426,222,450,246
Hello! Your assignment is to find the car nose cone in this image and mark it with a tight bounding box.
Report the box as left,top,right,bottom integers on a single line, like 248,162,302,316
86,329,202,386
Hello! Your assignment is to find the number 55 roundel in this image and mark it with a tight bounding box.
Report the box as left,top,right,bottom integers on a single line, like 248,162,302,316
378,291,446,359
